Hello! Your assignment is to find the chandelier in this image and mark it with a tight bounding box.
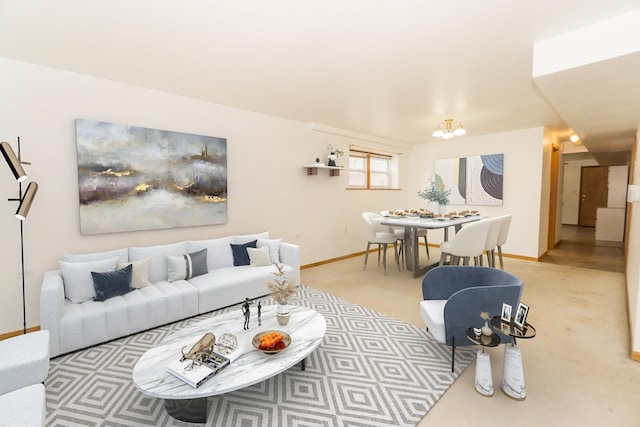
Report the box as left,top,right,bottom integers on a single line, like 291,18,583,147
432,118,466,140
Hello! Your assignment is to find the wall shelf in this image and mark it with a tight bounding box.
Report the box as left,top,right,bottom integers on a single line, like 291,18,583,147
304,164,344,177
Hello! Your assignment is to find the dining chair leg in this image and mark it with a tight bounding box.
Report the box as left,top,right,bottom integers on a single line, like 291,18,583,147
394,242,401,271
377,244,382,266
498,246,504,269
382,243,388,275
439,252,447,266
364,242,371,270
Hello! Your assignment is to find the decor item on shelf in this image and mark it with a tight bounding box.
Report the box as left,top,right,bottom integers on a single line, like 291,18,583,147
1,138,39,335
432,118,466,140
480,312,493,336
266,264,299,325
418,177,451,214
326,144,343,167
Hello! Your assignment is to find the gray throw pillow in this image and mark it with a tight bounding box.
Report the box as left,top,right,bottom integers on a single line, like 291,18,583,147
167,249,209,282
91,264,133,302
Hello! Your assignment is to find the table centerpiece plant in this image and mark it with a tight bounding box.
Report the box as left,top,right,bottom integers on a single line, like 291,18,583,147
266,263,299,325
417,177,451,214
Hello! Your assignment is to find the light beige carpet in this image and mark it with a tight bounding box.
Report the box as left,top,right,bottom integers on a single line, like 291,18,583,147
301,249,640,427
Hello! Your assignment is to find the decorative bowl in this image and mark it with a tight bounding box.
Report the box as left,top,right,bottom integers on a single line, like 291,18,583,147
252,330,291,354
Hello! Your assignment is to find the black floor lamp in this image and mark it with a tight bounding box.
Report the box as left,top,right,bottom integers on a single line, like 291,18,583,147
1,138,38,334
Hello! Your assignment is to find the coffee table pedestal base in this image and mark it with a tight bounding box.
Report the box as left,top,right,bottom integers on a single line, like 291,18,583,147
474,350,494,396
501,344,526,400
165,397,207,423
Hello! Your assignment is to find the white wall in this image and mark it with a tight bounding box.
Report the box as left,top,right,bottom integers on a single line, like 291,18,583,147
0,58,411,334
408,127,546,260
0,57,551,335
628,130,640,357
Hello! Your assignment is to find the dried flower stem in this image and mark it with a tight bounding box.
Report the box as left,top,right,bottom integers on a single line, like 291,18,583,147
266,264,299,304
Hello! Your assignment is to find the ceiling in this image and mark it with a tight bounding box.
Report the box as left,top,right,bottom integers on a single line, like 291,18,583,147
0,0,639,158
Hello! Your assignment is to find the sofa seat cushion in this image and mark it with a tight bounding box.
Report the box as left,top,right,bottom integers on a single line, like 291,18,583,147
419,299,446,343
188,264,295,313
0,384,46,427
59,281,199,354
0,330,50,395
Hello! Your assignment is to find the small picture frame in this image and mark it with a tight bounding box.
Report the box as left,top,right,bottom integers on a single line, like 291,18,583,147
501,303,512,323
514,302,529,328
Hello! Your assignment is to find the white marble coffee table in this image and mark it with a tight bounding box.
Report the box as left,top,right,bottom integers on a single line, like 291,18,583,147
132,304,326,422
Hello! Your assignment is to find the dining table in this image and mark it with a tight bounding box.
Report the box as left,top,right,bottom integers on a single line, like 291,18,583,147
378,214,486,278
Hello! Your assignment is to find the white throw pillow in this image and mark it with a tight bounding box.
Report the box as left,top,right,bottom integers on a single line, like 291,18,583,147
59,257,118,303
117,258,152,288
247,246,272,267
257,238,281,264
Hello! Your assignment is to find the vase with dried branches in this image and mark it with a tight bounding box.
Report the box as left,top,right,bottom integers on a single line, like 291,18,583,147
266,264,299,325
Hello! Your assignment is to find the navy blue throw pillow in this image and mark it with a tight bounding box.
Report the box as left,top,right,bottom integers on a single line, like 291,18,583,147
230,240,257,266
91,264,133,302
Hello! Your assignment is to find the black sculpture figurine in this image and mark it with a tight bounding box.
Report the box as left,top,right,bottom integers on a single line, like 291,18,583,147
242,298,253,330
257,301,262,326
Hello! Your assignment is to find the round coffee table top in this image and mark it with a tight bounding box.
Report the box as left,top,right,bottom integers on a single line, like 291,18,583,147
132,304,326,400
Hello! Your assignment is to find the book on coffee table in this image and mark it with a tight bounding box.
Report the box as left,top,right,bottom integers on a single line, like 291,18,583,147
166,352,230,388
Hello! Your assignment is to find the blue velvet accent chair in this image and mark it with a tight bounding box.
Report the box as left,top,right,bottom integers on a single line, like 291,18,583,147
419,266,524,371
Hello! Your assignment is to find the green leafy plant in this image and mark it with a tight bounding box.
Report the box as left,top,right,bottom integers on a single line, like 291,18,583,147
417,176,451,205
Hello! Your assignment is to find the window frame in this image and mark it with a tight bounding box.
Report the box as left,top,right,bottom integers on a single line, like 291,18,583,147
348,149,394,190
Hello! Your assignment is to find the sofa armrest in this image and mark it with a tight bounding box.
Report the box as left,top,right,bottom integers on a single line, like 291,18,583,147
279,242,300,282
40,270,65,357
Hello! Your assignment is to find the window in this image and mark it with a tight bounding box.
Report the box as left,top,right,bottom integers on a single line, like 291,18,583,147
348,150,394,189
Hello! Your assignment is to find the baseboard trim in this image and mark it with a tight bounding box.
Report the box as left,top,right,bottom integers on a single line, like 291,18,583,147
302,246,537,269
0,326,40,341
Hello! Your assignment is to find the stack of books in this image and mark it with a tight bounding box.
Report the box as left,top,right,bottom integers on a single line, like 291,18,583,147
166,352,231,388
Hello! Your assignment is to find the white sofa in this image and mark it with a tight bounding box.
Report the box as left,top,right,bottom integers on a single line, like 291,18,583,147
40,232,300,357
0,330,50,427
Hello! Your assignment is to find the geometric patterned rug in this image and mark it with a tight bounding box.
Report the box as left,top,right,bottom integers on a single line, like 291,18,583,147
45,285,475,426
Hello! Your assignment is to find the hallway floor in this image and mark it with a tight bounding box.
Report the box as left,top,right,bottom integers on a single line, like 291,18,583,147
539,224,625,273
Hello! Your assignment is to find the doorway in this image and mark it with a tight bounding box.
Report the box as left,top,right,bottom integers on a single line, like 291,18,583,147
578,166,609,227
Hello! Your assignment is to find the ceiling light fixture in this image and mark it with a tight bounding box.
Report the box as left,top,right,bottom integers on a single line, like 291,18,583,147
432,118,466,140
569,133,581,144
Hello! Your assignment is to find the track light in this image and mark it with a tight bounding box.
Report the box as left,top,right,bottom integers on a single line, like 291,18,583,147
0,141,28,182
15,182,38,220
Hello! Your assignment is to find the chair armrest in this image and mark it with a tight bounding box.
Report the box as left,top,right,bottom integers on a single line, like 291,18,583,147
279,242,300,282
40,270,65,358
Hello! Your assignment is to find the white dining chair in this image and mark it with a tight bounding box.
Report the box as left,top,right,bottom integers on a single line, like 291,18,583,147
362,212,401,275
496,214,512,270
438,218,491,266
380,211,429,261
481,217,503,267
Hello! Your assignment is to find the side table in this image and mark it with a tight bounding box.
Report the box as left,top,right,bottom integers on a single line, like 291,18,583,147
491,316,536,400
466,328,501,397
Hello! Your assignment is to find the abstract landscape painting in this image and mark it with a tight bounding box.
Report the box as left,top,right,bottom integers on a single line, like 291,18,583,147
75,119,227,235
